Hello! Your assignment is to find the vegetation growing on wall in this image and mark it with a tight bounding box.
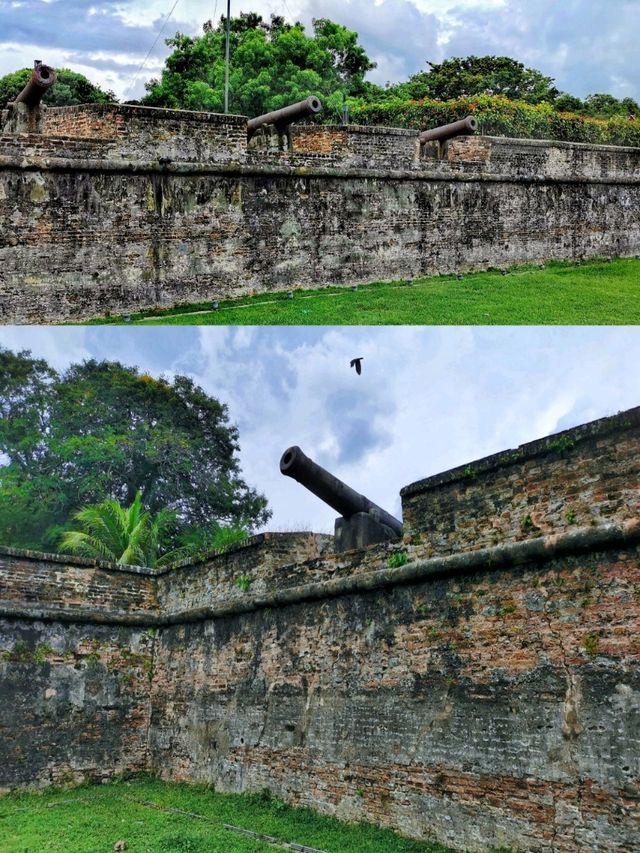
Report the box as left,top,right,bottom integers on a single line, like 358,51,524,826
349,94,640,148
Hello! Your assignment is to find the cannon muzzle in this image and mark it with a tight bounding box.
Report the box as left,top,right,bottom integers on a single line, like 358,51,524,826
247,95,322,141
280,445,402,550
419,115,477,145
14,61,57,109
2,60,57,134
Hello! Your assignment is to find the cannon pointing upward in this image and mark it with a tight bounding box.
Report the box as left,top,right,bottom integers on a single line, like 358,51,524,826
280,445,402,551
2,60,57,133
419,115,477,146
14,61,57,109
247,95,322,147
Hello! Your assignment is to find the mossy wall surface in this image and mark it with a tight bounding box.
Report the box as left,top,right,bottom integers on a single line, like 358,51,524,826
1,410,639,852
1,105,639,322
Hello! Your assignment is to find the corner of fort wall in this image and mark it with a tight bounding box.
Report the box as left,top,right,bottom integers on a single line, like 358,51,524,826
0,366,639,847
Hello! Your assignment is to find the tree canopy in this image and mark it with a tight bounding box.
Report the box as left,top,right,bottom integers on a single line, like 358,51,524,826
0,67,116,108
0,349,270,552
382,56,559,104
143,13,375,118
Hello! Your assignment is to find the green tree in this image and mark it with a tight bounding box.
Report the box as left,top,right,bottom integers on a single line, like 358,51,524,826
143,13,375,118
60,492,187,568
0,67,116,107
0,349,270,551
397,56,558,104
583,93,640,118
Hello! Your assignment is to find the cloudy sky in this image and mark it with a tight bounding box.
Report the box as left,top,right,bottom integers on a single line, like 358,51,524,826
0,0,637,103
1,326,638,533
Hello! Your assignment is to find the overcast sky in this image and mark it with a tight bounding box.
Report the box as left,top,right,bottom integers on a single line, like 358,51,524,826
0,1,637,103
1,326,638,534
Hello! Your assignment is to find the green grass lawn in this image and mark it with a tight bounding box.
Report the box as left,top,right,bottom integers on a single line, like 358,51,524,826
89,257,640,326
0,777,462,853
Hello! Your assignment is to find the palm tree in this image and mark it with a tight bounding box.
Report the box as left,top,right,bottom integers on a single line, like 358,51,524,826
59,492,188,568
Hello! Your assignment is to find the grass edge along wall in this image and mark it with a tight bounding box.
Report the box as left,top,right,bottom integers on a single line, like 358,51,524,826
1,104,639,322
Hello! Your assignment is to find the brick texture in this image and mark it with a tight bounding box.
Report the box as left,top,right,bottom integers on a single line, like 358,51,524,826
1,105,639,322
0,409,638,852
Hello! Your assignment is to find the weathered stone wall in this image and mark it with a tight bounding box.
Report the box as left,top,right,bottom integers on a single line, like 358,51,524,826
0,547,157,622
157,532,333,615
0,104,638,322
151,536,640,853
402,407,640,557
0,409,638,851
42,103,247,162
0,617,156,791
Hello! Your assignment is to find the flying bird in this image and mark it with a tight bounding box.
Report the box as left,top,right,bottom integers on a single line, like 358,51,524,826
350,357,363,375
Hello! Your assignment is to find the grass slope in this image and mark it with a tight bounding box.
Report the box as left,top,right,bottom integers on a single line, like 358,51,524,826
0,777,461,853
89,258,640,326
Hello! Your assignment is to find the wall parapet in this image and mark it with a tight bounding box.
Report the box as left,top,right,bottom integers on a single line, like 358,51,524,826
1,519,638,627
402,407,640,556
2,106,640,322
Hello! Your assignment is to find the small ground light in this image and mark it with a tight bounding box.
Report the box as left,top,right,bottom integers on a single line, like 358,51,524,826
538,264,545,270
123,314,131,323
287,291,293,299
501,269,508,276
211,300,219,310
351,285,358,292
456,274,464,280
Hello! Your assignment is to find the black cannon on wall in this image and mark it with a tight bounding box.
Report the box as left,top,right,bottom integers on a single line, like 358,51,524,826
247,95,322,149
280,445,402,551
419,115,477,156
2,60,57,133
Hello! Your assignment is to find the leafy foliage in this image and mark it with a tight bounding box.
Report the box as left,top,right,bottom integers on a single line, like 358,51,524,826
0,350,270,551
143,13,374,119
59,492,189,567
382,56,559,104
0,67,115,107
349,94,640,147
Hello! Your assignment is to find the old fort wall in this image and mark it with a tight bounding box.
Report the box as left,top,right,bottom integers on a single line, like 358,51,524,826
0,409,638,851
0,104,638,322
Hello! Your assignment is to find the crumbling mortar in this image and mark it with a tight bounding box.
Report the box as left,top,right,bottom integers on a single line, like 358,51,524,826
541,596,584,850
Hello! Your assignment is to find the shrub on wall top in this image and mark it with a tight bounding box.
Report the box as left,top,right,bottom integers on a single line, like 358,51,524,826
349,94,640,148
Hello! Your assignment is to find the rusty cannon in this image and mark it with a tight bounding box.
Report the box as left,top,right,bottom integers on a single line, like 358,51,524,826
280,445,402,551
2,60,57,133
418,115,477,151
247,95,322,149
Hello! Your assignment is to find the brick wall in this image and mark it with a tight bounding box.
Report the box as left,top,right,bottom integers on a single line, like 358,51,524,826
0,409,638,851
0,547,157,619
402,407,640,555
151,541,640,852
157,532,333,615
42,104,247,162
1,110,640,321
0,617,156,791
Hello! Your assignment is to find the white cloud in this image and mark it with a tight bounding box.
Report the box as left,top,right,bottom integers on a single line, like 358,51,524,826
1,326,639,535
2,1,636,102
0,327,90,371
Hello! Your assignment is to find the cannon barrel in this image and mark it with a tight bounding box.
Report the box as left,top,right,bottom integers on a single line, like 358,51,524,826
247,95,322,140
419,115,477,145
280,445,403,536
13,62,57,109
